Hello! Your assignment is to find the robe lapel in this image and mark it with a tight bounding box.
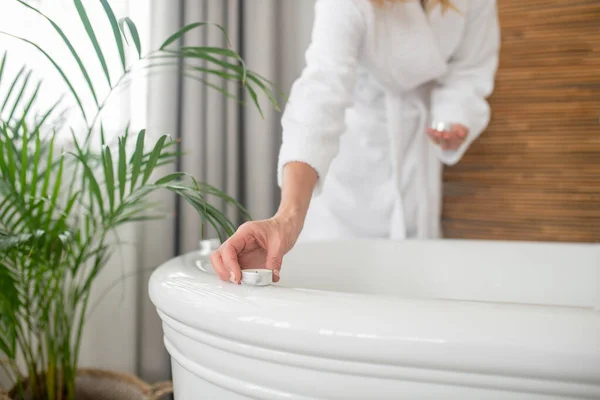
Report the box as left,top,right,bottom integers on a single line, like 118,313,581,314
370,1,448,92
425,0,469,60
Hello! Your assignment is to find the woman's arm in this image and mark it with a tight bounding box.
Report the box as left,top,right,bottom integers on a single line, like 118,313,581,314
212,0,365,284
278,0,365,195
275,162,318,234
429,0,501,165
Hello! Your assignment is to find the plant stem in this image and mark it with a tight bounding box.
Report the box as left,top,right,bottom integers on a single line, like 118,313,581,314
14,309,37,396
71,286,91,380
0,360,16,391
21,257,41,398
83,66,131,149
82,49,161,149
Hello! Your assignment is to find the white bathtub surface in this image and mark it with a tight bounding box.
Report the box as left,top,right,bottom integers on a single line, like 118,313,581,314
150,239,600,400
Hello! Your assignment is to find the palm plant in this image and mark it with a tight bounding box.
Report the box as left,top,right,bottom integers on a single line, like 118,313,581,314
0,1,279,399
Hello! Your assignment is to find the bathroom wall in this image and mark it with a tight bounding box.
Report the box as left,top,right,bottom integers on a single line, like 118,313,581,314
442,0,600,243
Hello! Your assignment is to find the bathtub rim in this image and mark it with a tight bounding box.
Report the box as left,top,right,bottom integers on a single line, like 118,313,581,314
149,245,600,389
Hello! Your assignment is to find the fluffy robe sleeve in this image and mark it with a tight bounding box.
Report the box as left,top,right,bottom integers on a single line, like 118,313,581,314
277,0,365,196
430,0,501,165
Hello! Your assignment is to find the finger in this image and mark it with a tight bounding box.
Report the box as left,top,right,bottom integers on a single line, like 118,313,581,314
446,135,464,150
426,129,441,145
452,125,468,139
437,131,451,149
221,241,242,284
426,128,438,136
209,250,230,282
450,128,468,149
265,250,283,283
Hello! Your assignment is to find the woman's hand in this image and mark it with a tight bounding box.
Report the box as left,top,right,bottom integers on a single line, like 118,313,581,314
426,124,469,150
210,215,303,284
212,161,317,285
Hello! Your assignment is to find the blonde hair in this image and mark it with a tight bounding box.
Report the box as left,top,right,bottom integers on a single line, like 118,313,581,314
371,0,460,14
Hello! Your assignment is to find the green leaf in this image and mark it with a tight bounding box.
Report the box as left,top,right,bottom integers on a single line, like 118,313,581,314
0,263,19,309
0,326,16,360
0,65,25,114
185,65,241,81
191,194,232,241
189,49,281,112
179,46,248,84
41,134,56,198
154,172,186,185
48,155,65,225
165,183,240,237
102,145,115,212
246,84,264,119
4,130,17,187
201,200,237,235
10,198,42,232
29,132,42,204
3,206,24,233
142,135,168,184
15,0,100,106
173,189,225,242
7,70,32,124
118,137,126,201
54,191,79,230
100,0,127,72
100,123,106,145
130,129,145,192
244,75,281,113
18,81,42,128
0,31,89,125
118,17,141,59
123,122,130,142
70,150,104,218
33,94,64,134
20,125,28,196
160,22,230,50
196,182,251,221
0,51,7,90
143,60,242,102
73,0,112,87
183,71,241,102
163,47,283,109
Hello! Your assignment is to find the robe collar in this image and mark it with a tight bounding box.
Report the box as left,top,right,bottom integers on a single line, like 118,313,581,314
366,0,468,92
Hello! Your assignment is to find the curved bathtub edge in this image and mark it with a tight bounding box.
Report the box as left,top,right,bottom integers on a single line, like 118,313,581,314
164,337,316,400
160,311,600,400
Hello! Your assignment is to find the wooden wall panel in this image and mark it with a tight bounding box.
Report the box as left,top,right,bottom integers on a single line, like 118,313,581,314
442,0,600,243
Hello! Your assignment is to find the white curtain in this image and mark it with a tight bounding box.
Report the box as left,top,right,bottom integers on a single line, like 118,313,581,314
135,0,315,382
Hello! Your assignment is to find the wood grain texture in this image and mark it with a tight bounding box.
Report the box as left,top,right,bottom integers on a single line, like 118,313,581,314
442,0,600,243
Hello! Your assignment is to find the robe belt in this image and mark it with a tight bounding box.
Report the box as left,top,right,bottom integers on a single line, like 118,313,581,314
385,94,428,240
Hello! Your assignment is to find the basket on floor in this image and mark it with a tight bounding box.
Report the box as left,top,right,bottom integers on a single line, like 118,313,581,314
7,368,172,400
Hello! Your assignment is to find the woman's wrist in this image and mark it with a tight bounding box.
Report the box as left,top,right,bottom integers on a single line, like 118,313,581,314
274,161,318,235
274,206,306,232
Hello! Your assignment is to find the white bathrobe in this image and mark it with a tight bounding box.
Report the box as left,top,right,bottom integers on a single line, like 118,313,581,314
277,0,500,240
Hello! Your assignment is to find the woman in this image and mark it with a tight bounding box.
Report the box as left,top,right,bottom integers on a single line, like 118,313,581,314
211,0,500,283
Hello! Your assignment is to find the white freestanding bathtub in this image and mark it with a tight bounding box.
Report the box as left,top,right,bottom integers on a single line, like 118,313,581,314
149,239,600,399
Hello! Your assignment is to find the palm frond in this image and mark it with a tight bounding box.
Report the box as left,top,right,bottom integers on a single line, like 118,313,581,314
73,0,112,88
14,0,100,106
119,17,142,59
